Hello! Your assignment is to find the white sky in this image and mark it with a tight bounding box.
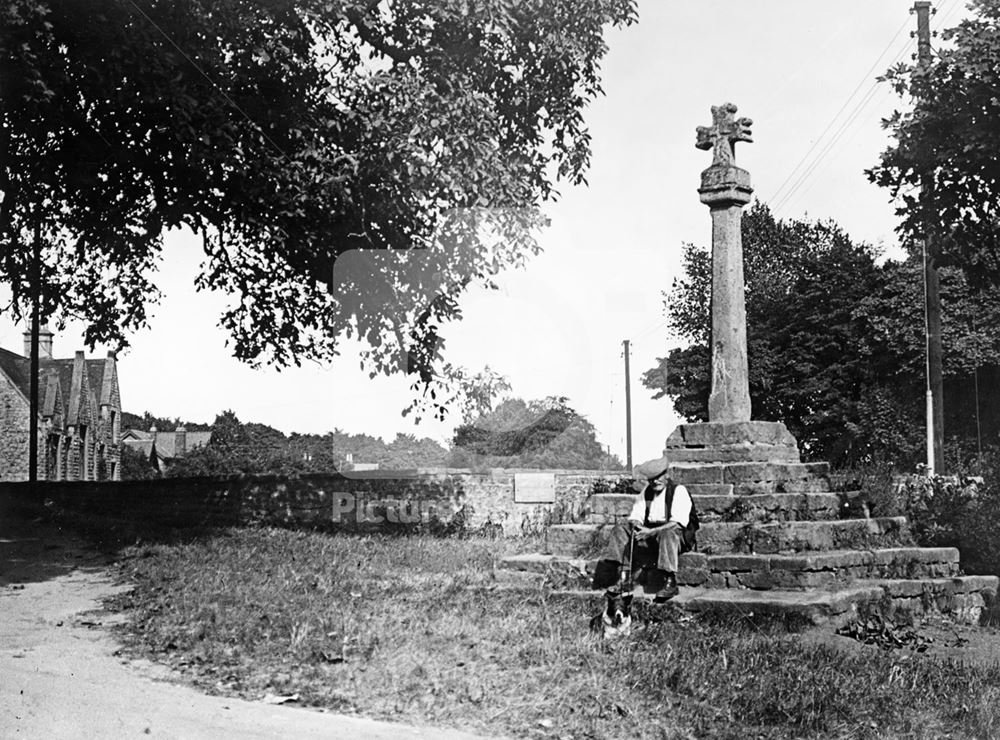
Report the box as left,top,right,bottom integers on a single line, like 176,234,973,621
0,0,968,463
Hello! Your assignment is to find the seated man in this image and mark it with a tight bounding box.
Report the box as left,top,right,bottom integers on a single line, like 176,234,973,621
595,457,692,603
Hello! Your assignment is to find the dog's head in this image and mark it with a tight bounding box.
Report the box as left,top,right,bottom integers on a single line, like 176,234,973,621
599,590,633,639
604,591,633,626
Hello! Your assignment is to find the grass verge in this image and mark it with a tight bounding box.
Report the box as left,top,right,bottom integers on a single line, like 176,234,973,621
106,527,1000,739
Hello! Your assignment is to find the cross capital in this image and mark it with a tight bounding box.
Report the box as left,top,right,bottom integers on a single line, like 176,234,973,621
696,102,753,167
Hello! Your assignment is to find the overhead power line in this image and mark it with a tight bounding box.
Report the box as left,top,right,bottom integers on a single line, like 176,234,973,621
771,31,912,216
776,86,895,213
767,16,911,212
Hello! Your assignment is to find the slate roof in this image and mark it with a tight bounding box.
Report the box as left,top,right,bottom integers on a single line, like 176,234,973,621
86,359,114,406
0,347,116,423
0,347,31,400
125,440,155,457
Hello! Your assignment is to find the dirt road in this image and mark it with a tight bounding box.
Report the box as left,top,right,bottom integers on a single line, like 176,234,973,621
0,518,493,739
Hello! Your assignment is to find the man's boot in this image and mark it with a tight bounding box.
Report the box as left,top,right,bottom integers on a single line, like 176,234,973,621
654,571,678,603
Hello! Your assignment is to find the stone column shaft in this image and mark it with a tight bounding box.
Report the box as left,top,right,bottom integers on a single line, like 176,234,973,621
699,164,753,423
709,202,751,422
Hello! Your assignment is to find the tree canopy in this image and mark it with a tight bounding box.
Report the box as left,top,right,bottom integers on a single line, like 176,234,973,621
3,0,636,417
153,409,448,478
121,410,211,433
868,0,1000,283
643,202,1000,468
448,396,623,469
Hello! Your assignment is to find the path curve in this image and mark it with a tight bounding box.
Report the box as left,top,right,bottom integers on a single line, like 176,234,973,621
0,520,494,739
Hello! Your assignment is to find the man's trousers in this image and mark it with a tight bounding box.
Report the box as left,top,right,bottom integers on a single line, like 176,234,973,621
605,521,682,573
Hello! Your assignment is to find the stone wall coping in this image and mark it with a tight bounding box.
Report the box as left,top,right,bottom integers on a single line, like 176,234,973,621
0,467,625,490
336,467,625,479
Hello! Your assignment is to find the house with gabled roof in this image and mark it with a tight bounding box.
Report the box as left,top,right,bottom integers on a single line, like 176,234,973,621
121,425,211,473
0,327,122,481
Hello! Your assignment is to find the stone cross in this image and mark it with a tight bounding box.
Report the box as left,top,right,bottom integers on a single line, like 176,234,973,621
697,102,754,422
696,103,753,167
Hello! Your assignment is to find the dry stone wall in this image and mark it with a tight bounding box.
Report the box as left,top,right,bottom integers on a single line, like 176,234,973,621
0,469,620,536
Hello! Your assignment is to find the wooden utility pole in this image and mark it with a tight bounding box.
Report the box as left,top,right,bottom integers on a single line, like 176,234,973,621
914,0,945,474
28,220,41,483
622,339,633,470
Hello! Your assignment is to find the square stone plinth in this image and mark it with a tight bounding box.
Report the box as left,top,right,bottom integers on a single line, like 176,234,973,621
663,421,801,464
666,421,798,448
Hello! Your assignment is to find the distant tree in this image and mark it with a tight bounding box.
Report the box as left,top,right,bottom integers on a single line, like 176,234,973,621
3,0,636,417
119,443,159,481
869,0,1000,284
165,410,284,476
120,411,211,433
449,396,622,470
286,432,339,472
383,433,449,469
326,428,447,469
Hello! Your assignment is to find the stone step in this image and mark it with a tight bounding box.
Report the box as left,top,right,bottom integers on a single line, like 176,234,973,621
685,484,735,496
546,523,608,556
698,517,910,555
664,445,801,464
686,548,960,590
869,576,999,625
669,461,830,486
697,492,844,521
546,575,998,628
502,546,961,592
497,558,994,627
547,516,906,556
584,492,844,524
561,584,884,629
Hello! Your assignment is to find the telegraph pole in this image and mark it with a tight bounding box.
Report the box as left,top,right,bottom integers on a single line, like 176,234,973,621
914,0,944,475
28,220,41,483
622,339,633,470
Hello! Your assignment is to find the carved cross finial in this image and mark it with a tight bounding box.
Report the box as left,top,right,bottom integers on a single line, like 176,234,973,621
696,102,753,167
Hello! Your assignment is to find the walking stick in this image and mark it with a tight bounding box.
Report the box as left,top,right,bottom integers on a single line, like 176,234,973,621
623,525,636,594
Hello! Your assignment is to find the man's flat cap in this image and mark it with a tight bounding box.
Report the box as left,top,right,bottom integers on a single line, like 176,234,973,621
633,456,670,481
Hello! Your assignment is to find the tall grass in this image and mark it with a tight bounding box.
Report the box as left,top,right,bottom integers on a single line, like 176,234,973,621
108,528,1000,739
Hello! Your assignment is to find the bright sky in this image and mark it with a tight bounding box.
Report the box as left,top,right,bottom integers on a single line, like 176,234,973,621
0,0,969,463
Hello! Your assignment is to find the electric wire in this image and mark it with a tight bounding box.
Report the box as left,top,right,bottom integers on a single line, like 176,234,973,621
767,16,911,209
775,1,964,217
777,85,895,214
771,30,913,215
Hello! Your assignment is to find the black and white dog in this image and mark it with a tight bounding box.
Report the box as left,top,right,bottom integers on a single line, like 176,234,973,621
591,590,633,639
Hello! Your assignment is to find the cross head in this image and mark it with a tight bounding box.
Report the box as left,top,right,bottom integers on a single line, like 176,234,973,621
696,103,753,167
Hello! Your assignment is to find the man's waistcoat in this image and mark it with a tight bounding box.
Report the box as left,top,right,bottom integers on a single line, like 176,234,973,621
629,480,678,525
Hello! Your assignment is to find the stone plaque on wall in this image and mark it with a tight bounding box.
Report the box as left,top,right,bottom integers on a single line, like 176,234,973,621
513,472,556,503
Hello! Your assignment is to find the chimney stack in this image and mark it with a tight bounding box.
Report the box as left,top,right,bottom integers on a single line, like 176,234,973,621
22,324,54,360
176,425,187,456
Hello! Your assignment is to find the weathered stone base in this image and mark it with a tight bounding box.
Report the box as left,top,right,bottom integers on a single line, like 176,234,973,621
499,421,998,633
664,421,801,464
